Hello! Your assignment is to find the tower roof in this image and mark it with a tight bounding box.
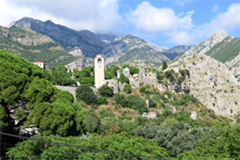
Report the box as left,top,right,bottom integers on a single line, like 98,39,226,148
96,54,103,58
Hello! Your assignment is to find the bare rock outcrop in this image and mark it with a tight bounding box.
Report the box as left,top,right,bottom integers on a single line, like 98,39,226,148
169,53,240,115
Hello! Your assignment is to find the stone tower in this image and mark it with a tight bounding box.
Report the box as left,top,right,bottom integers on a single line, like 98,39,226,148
94,54,105,88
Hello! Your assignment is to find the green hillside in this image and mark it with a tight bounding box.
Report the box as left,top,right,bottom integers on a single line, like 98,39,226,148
0,26,77,66
0,50,83,156
205,36,240,63
1,50,240,160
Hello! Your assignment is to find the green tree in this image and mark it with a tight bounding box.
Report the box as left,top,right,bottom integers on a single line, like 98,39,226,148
76,85,97,104
124,84,132,94
0,50,85,157
162,61,168,70
26,102,84,136
79,77,94,86
7,134,169,160
98,84,114,97
179,125,240,159
122,65,139,75
123,95,148,114
98,97,108,105
76,66,94,86
50,65,75,86
119,73,129,84
83,109,101,133
105,65,119,79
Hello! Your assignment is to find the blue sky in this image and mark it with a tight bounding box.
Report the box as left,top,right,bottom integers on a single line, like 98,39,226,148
0,0,240,47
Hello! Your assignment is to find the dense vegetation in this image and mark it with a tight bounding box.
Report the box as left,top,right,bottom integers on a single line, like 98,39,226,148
73,66,94,86
1,50,240,160
0,50,84,156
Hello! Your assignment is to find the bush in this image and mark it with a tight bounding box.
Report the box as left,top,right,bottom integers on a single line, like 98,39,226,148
165,69,176,82
119,73,129,84
83,109,101,133
123,84,132,94
149,98,157,108
140,86,147,93
98,97,108,105
121,65,139,75
79,77,94,86
76,85,97,104
114,94,126,105
98,84,114,97
162,61,168,70
99,108,115,118
124,95,148,114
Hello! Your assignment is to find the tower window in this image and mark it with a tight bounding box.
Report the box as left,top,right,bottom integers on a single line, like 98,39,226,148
97,58,102,63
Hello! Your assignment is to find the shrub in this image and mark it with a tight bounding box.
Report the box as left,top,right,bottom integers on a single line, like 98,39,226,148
76,85,97,104
98,84,114,97
123,84,132,94
149,98,157,108
140,86,147,93
179,69,190,78
209,109,217,119
79,77,94,86
157,71,164,83
99,108,115,118
119,73,129,84
175,111,191,122
165,69,176,82
162,61,168,70
124,95,148,114
98,97,108,105
83,109,101,133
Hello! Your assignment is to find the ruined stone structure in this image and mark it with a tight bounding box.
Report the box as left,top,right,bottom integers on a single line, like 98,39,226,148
123,67,130,77
94,54,105,88
105,79,119,94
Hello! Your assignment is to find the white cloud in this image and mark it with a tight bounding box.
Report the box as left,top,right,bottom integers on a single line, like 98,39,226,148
128,1,195,45
169,32,192,45
216,3,240,29
0,0,125,34
128,1,195,32
193,3,240,41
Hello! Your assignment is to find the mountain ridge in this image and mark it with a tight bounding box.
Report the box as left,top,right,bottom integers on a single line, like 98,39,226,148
10,17,106,58
182,29,240,81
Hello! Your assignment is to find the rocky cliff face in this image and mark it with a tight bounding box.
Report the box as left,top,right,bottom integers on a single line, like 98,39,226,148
1,26,53,45
65,47,93,69
183,30,240,81
102,35,169,65
10,17,106,57
185,30,229,55
169,53,240,115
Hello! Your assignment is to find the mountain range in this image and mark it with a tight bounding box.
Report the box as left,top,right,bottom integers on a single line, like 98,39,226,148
1,17,240,82
1,17,190,67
